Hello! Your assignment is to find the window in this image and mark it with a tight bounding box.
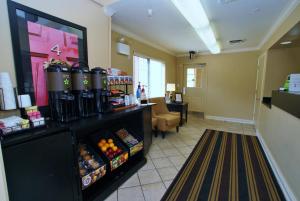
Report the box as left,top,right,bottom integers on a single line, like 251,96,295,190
186,66,204,88
187,68,196,87
134,55,166,98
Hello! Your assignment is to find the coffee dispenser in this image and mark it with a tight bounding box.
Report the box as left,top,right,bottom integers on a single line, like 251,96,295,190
47,65,77,122
91,67,111,113
71,63,95,117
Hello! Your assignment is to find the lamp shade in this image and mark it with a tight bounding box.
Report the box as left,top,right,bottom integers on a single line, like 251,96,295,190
166,83,176,92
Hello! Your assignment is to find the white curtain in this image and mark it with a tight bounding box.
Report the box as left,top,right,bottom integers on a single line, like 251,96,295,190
149,59,165,98
133,55,166,98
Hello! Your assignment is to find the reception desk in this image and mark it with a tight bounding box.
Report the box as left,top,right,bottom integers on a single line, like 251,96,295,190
272,91,300,119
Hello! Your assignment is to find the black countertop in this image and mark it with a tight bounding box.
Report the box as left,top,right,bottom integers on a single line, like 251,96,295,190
0,125,67,147
272,90,300,119
262,97,272,108
1,105,152,147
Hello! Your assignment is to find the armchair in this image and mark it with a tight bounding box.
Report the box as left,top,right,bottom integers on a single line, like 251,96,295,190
149,97,180,138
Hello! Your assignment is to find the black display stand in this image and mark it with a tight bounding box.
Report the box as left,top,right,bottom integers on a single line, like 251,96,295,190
1,105,152,201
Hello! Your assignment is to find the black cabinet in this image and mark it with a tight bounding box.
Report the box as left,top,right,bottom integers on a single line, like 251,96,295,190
1,105,151,201
142,105,152,155
2,131,78,201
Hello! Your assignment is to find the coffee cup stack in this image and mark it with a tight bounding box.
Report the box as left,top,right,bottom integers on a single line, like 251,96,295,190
0,72,17,110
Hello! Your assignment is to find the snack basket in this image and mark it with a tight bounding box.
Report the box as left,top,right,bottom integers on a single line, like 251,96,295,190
78,143,106,190
114,128,143,157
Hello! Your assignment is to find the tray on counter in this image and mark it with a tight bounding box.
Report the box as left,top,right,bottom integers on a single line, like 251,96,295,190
0,119,46,138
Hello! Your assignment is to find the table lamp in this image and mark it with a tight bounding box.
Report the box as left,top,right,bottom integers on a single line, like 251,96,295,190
166,83,176,103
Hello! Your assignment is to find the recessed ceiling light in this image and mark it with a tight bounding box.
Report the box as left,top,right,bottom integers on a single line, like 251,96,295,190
280,41,292,45
250,8,261,14
147,9,153,17
253,8,261,12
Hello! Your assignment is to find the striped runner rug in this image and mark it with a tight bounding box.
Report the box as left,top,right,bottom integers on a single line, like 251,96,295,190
161,129,285,201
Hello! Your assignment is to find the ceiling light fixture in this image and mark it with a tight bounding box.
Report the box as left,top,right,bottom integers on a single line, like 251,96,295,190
280,41,292,45
147,9,153,17
171,0,220,54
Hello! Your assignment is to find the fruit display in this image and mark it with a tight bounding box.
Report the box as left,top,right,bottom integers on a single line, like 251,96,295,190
78,144,106,190
115,129,143,156
97,138,128,171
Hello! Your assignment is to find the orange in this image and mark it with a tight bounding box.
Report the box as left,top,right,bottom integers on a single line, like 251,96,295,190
108,139,113,143
100,139,106,144
109,143,115,148
97,142,102,148
124,153,128,160
101,146,108,152
112,146,118,152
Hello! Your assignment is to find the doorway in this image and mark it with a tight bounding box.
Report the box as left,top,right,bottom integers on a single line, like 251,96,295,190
253,53,267,126
183,63,207,112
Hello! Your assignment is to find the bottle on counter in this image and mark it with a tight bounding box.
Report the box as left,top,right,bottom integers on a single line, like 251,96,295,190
140,85,148,104
136,82,141,98
136,82,142,105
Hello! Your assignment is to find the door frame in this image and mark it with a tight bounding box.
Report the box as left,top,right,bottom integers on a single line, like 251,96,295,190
253,52,268,126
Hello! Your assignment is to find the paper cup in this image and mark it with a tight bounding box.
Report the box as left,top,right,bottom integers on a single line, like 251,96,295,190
0,72,13,87
17,94,32,108
0,86,16,110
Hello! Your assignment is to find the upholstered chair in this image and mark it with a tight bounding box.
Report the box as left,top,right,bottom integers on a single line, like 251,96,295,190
149,97,180,138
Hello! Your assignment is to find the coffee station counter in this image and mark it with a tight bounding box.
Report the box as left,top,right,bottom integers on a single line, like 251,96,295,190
1,105,152,201
1,105,151,145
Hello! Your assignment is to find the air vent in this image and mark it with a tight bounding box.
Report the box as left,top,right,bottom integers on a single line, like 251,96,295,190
219,0,239,4
229,39,246,45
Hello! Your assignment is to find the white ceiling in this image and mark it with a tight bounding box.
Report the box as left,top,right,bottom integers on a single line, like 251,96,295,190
108,0,298,55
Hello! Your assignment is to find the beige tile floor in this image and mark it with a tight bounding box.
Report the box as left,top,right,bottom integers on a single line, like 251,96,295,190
104,114,256,201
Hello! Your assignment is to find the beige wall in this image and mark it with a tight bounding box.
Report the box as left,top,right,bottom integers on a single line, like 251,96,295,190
264,47,300,97
0,1,111,200
258,105,300,200
0,0,111,87
257,3,300,200
177,51,259,120
111,31,177,93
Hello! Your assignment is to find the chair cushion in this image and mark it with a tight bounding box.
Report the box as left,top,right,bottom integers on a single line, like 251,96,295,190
157,114,180,126
170,112,180,117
